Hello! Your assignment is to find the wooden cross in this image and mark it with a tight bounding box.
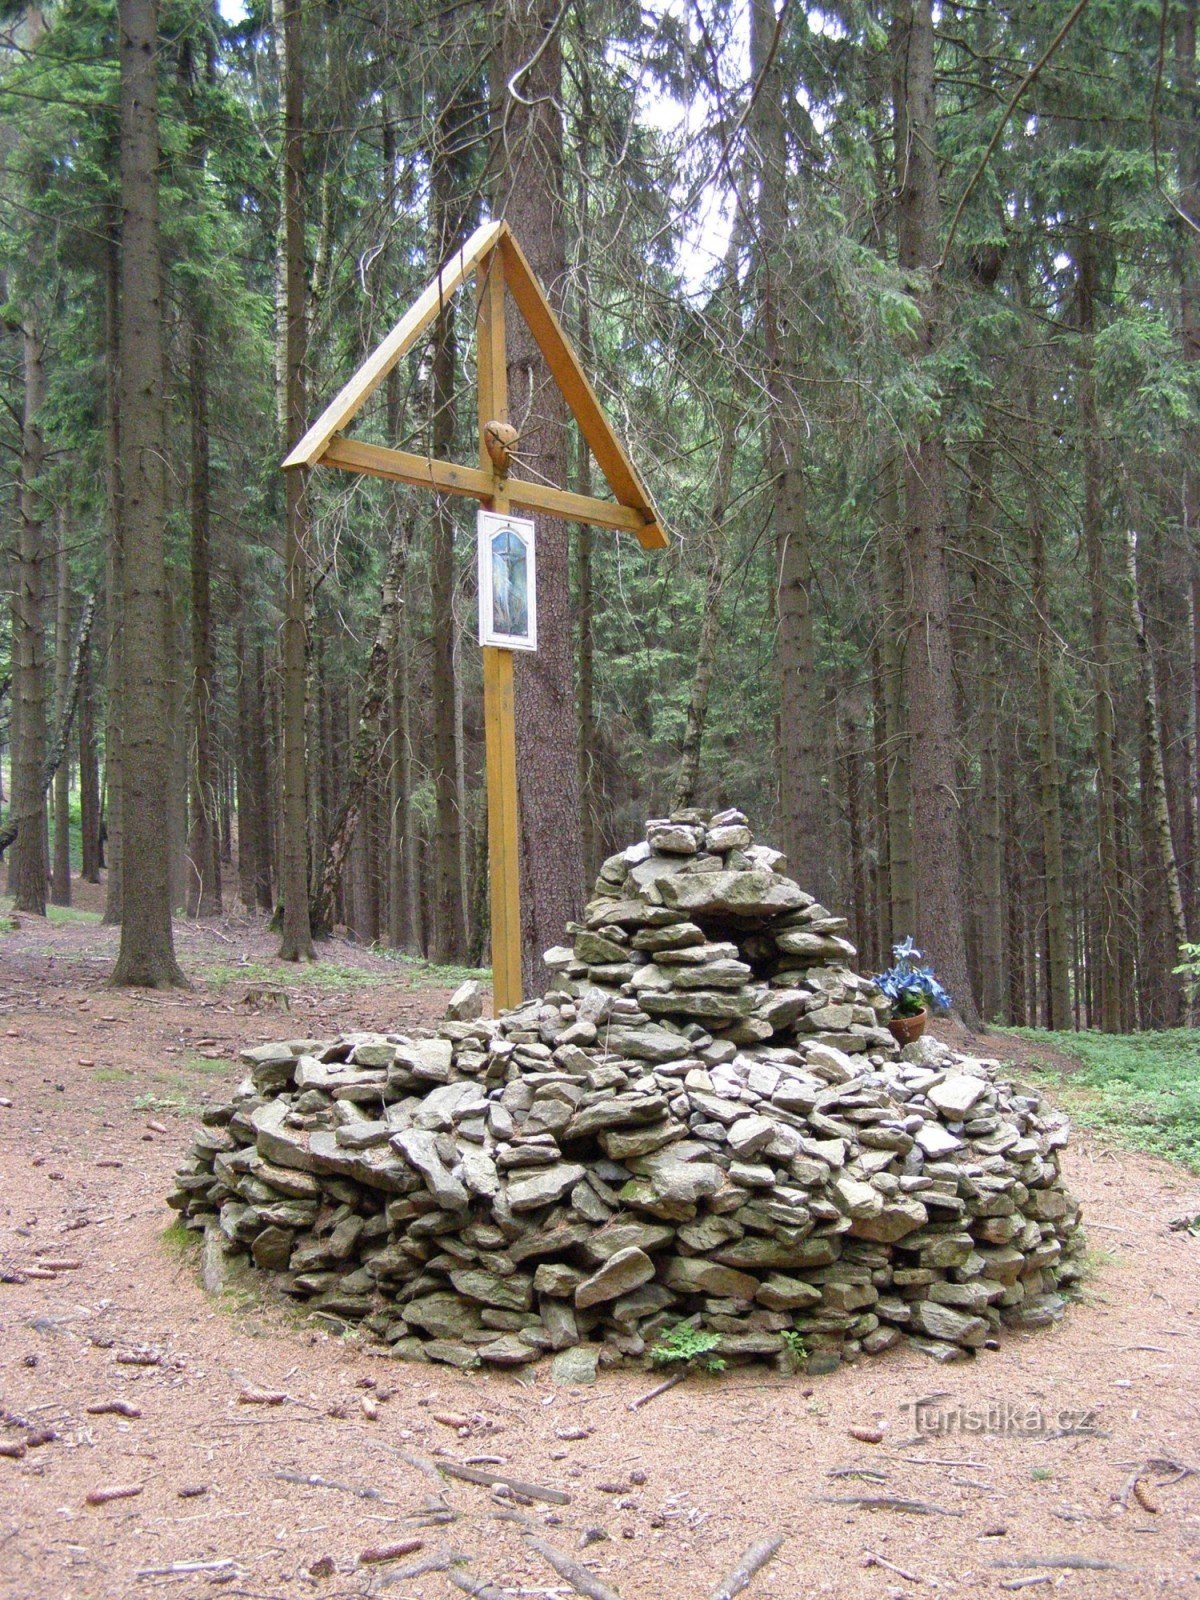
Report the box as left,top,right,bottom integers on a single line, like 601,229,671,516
284,221,665,1011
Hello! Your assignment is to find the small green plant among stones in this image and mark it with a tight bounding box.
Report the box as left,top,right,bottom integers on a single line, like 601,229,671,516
649,1323,726,1374
780,1329,807,1363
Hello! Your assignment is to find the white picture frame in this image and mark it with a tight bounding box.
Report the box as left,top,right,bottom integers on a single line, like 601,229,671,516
477,509,537,652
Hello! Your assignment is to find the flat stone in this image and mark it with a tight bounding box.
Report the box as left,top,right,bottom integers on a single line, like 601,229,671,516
393,1039,454,1083
446,980,484,1021
478,1335,539,1366
926,1074,987,1118
728,1115,775,1158
755,1273,822,1311
915,1122,964,1157
506,1163,587,1212
662,1256,759,1299
594,1024,692,1063
450,1269,534,1312
413,1081,487,1131
566,1093,667,1139
392,1129,469,1210
641,989,756,1021
909,1300,988,1347
659,868,806,918
551,1345,599,1385
574,930,630,965
850,1197,928,1243
575,1246,656,1308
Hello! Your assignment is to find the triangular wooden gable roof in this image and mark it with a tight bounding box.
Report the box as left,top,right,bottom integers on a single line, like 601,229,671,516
283,219,667,551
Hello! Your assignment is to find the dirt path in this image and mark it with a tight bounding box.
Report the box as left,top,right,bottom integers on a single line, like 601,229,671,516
1,906,1199,1599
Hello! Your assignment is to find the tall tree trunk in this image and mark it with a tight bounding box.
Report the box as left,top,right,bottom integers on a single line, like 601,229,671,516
572,13,599,881
1127,528,1188,1024
252,643,274,911
111,0,184,985
11,316,48,915
51,521,71,905
185,318,221,916
79,629,101,883
1179,0,1200,938
387,510,419,950
750,0,830,901
1024,338,1071,1029
1077,235,1121,1031
102,220,124,924
876,465,914,945
495,0,584,992
892,0,977,1023
275,0,313,960
311,535,406,936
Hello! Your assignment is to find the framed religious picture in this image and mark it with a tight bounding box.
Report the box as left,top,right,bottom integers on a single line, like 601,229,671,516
477,509,537,652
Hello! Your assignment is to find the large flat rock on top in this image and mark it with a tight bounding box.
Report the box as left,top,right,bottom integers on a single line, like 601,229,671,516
659,868,805,918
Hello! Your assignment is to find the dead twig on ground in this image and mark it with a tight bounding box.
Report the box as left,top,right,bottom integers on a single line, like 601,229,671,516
627,1371,686,1410
274,1469,383,1502
863,1548,923,1584
816,1495,963,1517
448,1571,515,1599
990,1556,1125,1572
707,1534,784,1599
439,1461,571,1506
524,1535,622,1600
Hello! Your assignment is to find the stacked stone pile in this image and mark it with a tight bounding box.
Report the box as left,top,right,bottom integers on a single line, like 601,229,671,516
168,810,1084,1374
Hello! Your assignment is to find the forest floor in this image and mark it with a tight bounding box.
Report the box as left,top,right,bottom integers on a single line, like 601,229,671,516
1,889,1199,1600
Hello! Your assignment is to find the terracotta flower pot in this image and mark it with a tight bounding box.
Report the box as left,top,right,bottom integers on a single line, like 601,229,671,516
887,1008,927,1047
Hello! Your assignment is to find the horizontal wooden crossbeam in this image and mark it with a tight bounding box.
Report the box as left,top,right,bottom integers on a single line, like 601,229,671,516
322,436,666,548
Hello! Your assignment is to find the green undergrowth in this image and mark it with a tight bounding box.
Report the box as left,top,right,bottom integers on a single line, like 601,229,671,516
0,894,101,928
200,958,389,992
999,1027,1200,1172
372,949,492,988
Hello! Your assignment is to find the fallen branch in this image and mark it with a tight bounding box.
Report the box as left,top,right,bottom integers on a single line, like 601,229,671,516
447,1570,515,1600
863,1549,923,1585
990,1556,1124,1572
380,1546,463,1587
275,1468,381,1501
628,1372,685,1411
136,1560,237,1579
707,1534,784,1600
439,1460,571,1506
524,1535,622,1600
816,1495,963,1517
999,1579,1051,1593
86,1401,141,1419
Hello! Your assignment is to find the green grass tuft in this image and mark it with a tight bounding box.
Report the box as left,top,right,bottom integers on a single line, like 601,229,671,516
1000,1027,1200,1172
160,1220,199,1257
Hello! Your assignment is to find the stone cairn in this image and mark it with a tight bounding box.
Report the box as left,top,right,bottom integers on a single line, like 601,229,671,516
168,810,1084,1377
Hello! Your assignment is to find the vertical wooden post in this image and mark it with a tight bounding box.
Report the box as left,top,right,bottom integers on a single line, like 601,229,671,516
477,251,523,1012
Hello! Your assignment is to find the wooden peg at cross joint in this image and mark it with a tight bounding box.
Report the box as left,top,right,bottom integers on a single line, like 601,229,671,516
484,420,520,476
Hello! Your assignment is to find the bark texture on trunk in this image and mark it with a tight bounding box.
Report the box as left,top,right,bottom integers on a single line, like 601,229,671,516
311,535,406,937
276,0,313,960
1077,237,1122,1032
750,0,831,902
79,630,101,883
102,221,124,924
1127,528,1188,1024
111,0,184,985
893,0,977,1024
495,0,584,993
1023,340,1070,1030
11,317,48,914
186,318,221,916
51,518,71,905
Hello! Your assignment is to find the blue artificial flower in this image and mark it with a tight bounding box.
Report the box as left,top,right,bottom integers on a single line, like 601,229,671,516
871,939,952,1016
